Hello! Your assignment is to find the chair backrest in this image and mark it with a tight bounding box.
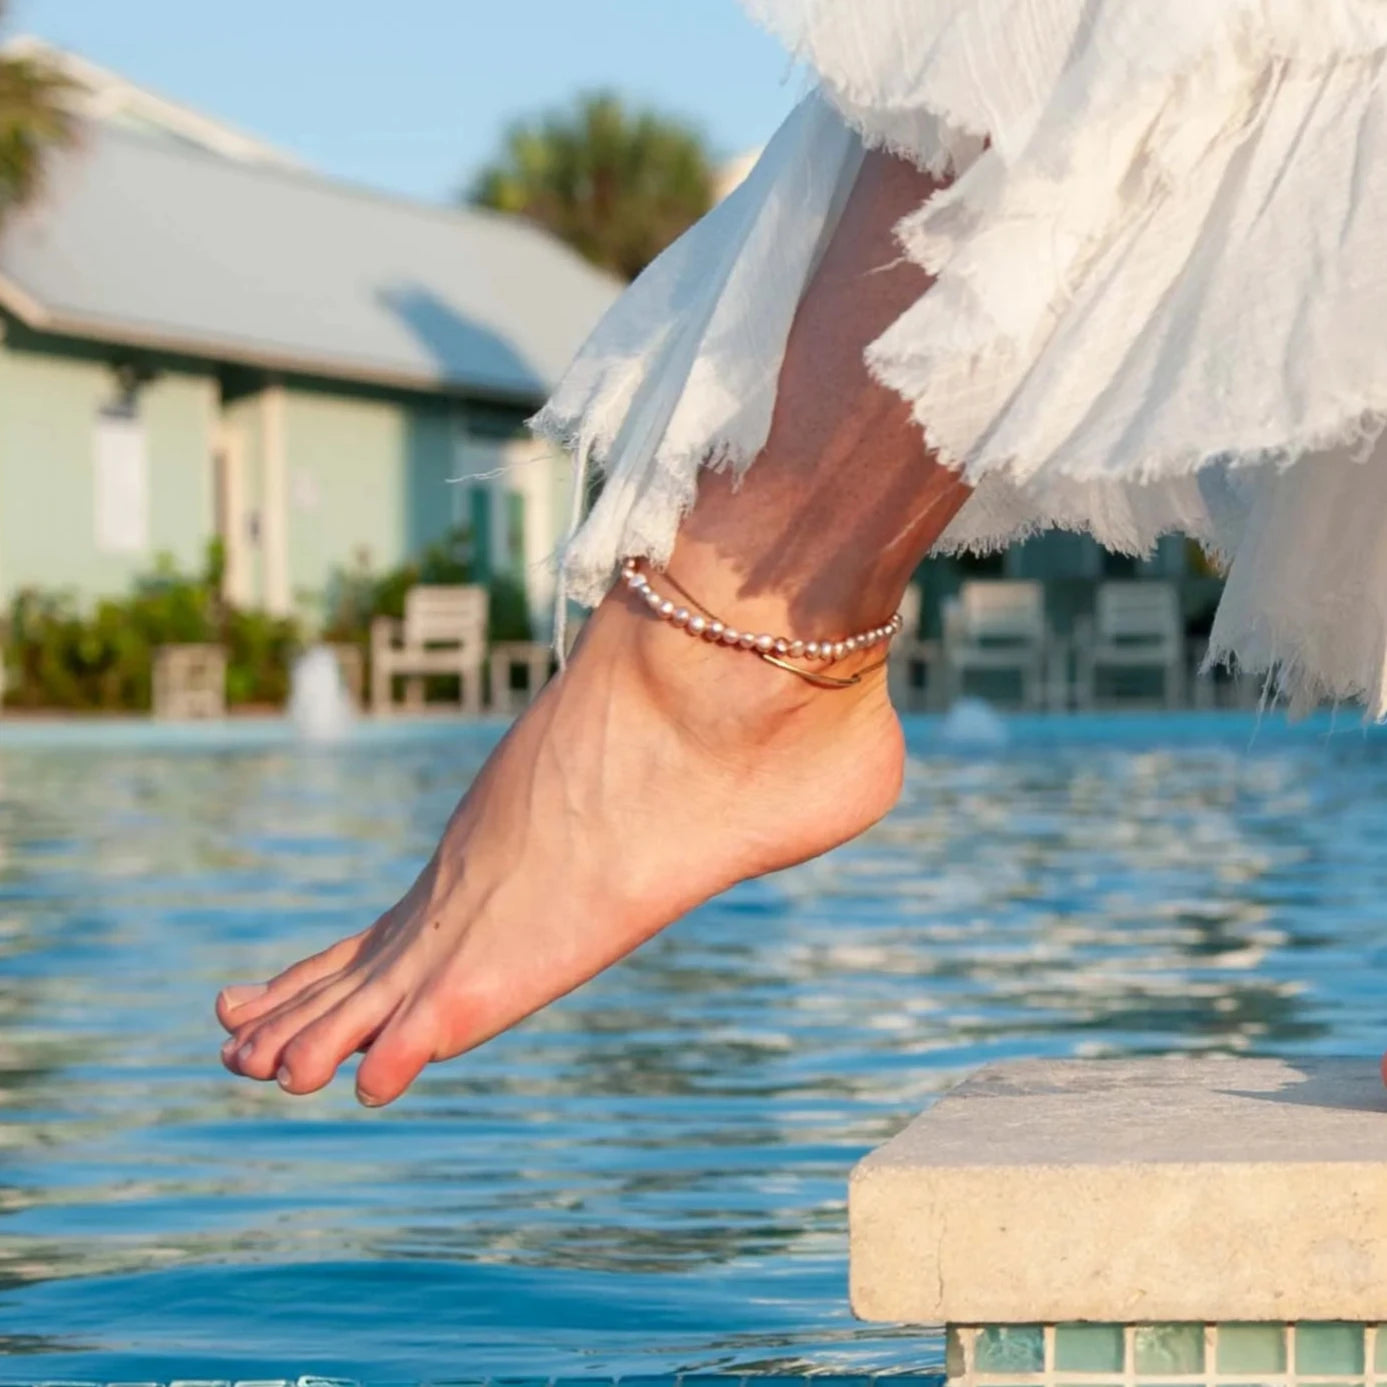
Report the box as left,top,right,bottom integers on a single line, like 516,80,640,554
404,584,488,650
898,582,923,637
1096,582,1180,643
958,580,1045,642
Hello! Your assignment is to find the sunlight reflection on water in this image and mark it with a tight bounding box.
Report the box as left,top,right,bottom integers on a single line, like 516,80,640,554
0,712,1383,1379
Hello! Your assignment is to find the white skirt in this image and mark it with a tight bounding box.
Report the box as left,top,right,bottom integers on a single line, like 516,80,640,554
532,0,1387,717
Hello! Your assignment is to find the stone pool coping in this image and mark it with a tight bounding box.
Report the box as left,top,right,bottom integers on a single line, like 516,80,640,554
849,1056,1387,1323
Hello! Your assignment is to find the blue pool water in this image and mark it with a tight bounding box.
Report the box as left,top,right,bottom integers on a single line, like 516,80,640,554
3,711,1386,1380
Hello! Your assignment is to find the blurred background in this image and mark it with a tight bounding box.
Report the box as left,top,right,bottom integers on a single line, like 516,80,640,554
0,0,1231,719
0,0,796,713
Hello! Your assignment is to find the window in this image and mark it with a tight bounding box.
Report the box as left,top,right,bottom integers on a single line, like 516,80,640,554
93,406,149,555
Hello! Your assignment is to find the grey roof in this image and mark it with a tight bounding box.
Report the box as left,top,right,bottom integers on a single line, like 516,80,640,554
0,119,622,400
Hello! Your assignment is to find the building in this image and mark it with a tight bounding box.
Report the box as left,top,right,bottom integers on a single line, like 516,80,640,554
0,40,622,638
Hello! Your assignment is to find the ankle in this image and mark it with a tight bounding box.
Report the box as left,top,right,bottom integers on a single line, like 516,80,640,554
659,544,907,652
580,584,892,750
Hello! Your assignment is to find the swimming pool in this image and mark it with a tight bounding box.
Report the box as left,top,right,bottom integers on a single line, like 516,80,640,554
2,711,1384,1380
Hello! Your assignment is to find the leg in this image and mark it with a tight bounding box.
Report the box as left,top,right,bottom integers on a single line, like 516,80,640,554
215,149,973,1106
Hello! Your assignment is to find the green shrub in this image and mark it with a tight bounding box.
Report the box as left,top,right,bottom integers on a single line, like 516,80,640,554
3,544,300,712
2,529,536,713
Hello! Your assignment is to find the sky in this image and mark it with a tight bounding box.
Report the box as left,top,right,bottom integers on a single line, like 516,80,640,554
10,0,803,204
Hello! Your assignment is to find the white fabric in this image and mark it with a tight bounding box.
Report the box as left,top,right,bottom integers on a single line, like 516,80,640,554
533,0,1387,716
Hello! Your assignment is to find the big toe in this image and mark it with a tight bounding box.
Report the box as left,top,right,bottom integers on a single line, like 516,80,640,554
215,982,269,1028
215,931,367,1032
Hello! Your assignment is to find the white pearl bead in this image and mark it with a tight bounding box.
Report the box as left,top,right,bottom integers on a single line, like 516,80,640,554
688,615,707,635
644,589,662,609
805,641,820,658
672,607,690,626
790,640,805,657
659,600,675,618
708,621,725,639
755,634,775,653
739,633,757,649
833,641,847,660
845,636,858,652
774,638,790,655
722,627,740,645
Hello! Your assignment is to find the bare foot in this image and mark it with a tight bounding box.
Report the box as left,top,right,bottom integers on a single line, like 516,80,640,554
215,143,971,1106
216,583,904,1106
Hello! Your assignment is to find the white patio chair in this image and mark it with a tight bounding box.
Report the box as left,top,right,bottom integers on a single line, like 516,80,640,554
942,580,1048,709
887,583,940,710
371,584,488,715
488,640,555,715
1075,581,1185,709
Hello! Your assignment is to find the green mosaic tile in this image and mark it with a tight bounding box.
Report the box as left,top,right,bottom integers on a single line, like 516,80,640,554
975,1325,1046,1374
1296,1323,1365,1376
1377,1326,1387,1373
1054,1325,1125,1373
1135,1324,1205,1375
1217,1323,1288,1374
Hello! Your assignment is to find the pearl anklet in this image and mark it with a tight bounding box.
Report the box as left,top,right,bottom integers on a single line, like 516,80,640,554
620,558,903,689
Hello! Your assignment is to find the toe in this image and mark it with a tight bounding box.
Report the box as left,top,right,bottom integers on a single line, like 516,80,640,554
354,998,440,1108
229,975,354,1081
216,929,367,1031
276,985,400,1095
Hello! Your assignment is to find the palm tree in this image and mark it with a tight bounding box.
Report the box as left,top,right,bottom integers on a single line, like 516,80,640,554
0,15,76,222
468,92,715,282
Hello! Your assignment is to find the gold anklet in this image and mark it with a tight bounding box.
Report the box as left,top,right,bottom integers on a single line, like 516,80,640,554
619,558,901,689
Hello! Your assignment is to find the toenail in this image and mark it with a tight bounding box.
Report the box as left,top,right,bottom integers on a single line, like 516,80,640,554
238,1042,255,1064
357,1089,384,1108
221,982,267,1005
276,1066,293,1090
220,1038,237,1060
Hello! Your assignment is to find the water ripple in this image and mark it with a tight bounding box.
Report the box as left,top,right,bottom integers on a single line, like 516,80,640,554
0,713,1383,1378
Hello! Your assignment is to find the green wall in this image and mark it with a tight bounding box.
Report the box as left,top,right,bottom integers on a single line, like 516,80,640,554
0,336,214,599
0,325,570,637
282,385,457,626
